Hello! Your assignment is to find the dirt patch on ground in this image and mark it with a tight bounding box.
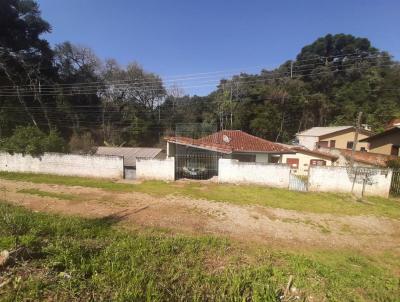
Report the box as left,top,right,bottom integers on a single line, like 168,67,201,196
1,179,399,253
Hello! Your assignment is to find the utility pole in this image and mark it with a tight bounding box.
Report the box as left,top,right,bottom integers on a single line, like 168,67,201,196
350,111,363,168
230,84,233,129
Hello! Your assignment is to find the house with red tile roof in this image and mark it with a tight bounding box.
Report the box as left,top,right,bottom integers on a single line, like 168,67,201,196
165,130,294,163
165,130,295,179
318,147,397,168
165,130,293,159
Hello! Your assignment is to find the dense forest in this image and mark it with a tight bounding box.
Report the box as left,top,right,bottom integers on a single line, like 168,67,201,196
1,0,400,154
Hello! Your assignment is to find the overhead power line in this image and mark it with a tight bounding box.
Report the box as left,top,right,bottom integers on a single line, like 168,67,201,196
0,61,397,97
0,52,393,90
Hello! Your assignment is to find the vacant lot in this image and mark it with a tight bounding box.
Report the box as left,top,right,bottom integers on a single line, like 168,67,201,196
0,171,400,301
1,171,400,218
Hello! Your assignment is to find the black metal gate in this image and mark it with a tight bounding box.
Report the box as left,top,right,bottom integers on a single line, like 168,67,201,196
390,170,400,197
175,154,219,180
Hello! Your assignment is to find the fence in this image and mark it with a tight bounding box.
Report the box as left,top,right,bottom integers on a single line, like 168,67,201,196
308,166,392,197
390,170,400,197
0,152,124,179
289,172,308,192
218,159,291,188
136,157,175,181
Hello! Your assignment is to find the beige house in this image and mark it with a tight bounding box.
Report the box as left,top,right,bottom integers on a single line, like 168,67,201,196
296,126,372,151
360,126,400,156
281,147,338,175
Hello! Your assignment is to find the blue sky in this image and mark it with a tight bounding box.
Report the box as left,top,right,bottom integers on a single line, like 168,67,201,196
37,0,400,95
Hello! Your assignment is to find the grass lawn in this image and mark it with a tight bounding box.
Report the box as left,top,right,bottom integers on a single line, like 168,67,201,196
1,171,400,218
0,201,399,301
17,188,78,201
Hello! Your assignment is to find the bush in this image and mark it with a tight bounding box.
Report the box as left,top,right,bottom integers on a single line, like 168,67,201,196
68,132,96,154
0,126,66,156
387,158,400,169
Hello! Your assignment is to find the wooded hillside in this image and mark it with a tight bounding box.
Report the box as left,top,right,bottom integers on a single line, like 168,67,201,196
1,0,399,152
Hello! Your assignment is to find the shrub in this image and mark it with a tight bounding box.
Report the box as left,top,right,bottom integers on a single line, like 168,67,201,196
0,126,66,156
387,158,400,169
68,132,96,154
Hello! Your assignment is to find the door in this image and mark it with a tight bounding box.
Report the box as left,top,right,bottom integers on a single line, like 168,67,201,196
391,145,399,156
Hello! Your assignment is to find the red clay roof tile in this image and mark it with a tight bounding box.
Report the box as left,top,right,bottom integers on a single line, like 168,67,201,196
166,130,293,154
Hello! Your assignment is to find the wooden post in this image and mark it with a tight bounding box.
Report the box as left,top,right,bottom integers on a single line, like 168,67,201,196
350,112,363,168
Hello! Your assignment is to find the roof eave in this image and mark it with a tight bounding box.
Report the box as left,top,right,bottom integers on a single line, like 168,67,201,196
232,150,295,154
167,140,232,154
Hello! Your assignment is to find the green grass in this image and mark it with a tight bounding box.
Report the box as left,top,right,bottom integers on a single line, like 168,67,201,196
1,171,400,218
0,201,399,301
0,171,133,192
17,188,78,201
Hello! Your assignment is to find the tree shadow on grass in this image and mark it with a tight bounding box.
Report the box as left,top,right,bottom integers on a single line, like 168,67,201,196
86,209,134,228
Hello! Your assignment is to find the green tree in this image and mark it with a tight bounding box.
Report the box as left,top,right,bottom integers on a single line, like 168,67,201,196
0,0,56,133
0,126,66,156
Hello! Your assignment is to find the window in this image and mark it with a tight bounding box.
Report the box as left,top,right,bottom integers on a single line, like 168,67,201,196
269,155,280,163
232,154,256,162
317,141,329,148
346,141,354,149
286,158,299,168
310,159,326,166
391,145,400,156
330,140,336,148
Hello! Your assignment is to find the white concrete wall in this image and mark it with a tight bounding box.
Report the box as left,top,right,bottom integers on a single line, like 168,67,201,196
297,135,318,150
136,157,175,181
218,158,290,188
308,166,392,197
0,152,124,178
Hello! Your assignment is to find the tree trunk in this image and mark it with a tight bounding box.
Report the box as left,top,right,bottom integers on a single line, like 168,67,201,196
34,82,51,130
16,87,38,127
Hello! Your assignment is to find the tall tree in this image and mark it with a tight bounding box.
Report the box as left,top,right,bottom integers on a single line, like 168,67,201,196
0,0,56,135
53,41,102,136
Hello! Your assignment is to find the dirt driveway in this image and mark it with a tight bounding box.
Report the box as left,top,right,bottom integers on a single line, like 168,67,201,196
1,179,400,253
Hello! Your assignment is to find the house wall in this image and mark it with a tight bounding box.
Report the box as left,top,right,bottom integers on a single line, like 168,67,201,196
281,152,336,175
136,157,175,181
256,153,269,163
218,158,290,188
0,152,124,178
226,152,271,163
297,135,319,150
321,131,370,151
368,132,400,155
297,131,370,151
226,153,283,163
167,142,176,157
308,166,392,197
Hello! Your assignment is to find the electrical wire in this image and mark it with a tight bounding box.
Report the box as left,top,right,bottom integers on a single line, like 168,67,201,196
0,61,397,97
